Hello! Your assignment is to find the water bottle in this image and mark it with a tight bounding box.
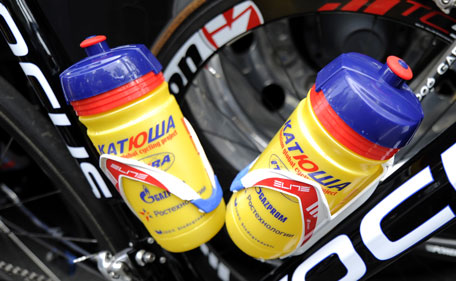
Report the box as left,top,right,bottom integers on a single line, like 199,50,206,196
225,53,423,259
60,35,225,252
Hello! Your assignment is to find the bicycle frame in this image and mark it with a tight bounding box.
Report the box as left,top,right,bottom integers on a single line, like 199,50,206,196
265,123,456,280
0,0,455,280
0,1,205,280
0,1,115,199
0,0,136,250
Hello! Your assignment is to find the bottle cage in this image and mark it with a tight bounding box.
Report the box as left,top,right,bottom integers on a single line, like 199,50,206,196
229,157,393,258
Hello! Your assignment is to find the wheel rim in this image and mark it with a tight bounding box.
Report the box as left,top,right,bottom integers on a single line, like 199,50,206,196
181,13,452,172
0,133,104,281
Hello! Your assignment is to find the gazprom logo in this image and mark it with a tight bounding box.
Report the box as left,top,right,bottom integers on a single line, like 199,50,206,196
140,185,171,204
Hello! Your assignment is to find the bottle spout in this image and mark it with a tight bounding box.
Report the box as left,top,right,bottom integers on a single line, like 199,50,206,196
379,56,413,88
80,35,111,57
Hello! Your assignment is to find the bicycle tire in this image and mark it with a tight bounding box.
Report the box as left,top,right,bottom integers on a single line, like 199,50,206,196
0,74,125,280
152,0,456,280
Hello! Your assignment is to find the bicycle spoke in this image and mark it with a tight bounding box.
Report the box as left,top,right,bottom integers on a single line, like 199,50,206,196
0,137,13,165
263,21,301,102
193,84,264,153
188,63,268,152
1,217,103,279
10,231,97,244
0,190,61,212
4,217,96,249
0,217,61,281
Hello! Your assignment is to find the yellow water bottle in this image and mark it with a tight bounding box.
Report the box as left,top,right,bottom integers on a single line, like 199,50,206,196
60,35,225,252
226,53,424,259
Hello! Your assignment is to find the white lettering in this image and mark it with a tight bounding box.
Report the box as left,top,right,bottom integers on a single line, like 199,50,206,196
164,33,212,90
437,62,449,75
19,62,61,109
441,143,456,191
360,167,455,260
426,77,435,89
80,163,112,198
48,113,71,126
0,3,28,56
419,85,429,96
425,244,456,257
2,1,111,199
290,143,456,280
446,55,456,66
292,235,366,281
67,146,89,159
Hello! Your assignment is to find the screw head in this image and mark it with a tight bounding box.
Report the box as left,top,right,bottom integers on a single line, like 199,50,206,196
4,264,12,272
143,252,156,263
109,271,120,279
105,252,112,260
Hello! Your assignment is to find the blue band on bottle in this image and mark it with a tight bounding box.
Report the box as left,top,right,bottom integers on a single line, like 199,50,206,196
191,175,223,213
230,161,254,192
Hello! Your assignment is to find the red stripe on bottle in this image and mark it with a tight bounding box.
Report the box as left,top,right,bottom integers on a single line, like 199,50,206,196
71,72,165,116
309,86,398,160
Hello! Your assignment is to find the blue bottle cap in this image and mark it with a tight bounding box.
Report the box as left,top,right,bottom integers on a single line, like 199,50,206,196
315,52,423,149
60,35,162,104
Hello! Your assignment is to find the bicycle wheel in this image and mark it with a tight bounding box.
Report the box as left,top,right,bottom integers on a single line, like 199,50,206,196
0,73,126,280
152,0,456,280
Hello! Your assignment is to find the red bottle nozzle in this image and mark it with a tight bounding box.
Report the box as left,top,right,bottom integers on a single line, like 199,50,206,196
80,35,110,57
387,56,413,80
380,56,413,88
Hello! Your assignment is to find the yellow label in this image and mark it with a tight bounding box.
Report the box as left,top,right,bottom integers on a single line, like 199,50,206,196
226,91,385,259
226,187,302,259
81,83,225,252
251,94,385,213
